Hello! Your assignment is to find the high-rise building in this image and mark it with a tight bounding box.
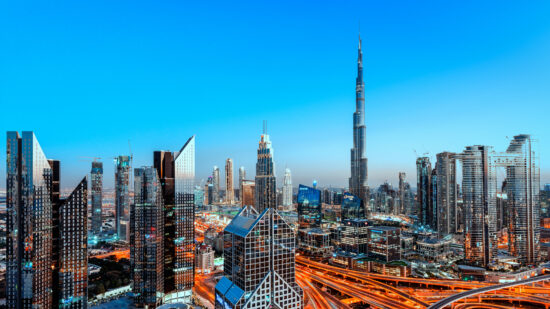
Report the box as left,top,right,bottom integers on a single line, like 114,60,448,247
238,166,245,202
282,168,293,208
7,132,88,308
57,177,88,308
115,155,131,241
255,132,277,213
132,167,165,308
297,184,322,229
367,226,401,262
225,158,234,203
431,168,438,229
154,150,176,294
212,166,220,204
416,157,433,228
457,146,498,267
216,206,303,309
398,172,407,215
91,161,103,235
172,136,196,303
6,131,54,308
504,135,540,264
349,36,369,205
436,152,458,236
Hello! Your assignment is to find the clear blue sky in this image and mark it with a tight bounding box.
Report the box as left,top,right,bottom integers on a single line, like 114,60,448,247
1,1,549,190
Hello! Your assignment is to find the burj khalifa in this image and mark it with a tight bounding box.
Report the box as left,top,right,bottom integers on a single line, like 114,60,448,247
349,35,369,204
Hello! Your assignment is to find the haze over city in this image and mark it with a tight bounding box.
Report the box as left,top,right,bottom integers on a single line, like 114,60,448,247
2,1,550,190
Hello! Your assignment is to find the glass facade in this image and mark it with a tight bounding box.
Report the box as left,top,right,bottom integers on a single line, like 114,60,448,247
91,161,103,236
115,155,131,241
416,156,432,228
225,158,234,203
367,226,401,262
255,134,277,213
341,192,365,221
132,167,165,307
297,184,321,229
172,136,195,303
436,152,458,236
7,131,53,308
58,177,88,308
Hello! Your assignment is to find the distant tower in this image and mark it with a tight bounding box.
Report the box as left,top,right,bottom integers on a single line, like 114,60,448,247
115,155,131,241
255,125,277,213
398,172,406,215
416,157,432,227
212,166,220,203
349,35,369,205
225,158,234,203
238,166,246,201
282,168,293,208
91,161,103,235
436,152,458,235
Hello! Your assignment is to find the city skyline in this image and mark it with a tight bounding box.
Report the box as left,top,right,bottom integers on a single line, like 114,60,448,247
2,1,550,190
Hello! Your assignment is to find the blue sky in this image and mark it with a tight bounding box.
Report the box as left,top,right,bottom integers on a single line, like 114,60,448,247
1,1,550,190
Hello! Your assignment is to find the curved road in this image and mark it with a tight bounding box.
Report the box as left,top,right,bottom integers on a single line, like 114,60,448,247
428,274,550,309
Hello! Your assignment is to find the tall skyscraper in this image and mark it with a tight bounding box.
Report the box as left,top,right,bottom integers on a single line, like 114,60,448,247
238,166,245,202
7,132,88,308
154,150,176,295
282,168,293,208
225,158,234,203
172,136,195,303
115,155,131,241
416,157,433,228
240,179,255,207
212,166,220,204
91,161,103,235
132,167,165,308
436,152,458,236
255,131,277,213
349,36,369,205
458,146,497,267
504,135,540,264
341,192,366,221
57,177,88,308
7,131,54,308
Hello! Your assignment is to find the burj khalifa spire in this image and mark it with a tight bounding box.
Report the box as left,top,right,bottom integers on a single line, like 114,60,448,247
349,35,369,205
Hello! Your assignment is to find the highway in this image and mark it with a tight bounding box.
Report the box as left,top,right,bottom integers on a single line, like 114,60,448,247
428,274,550,309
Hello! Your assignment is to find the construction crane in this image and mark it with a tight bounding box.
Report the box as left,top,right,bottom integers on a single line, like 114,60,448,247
79,156,102,162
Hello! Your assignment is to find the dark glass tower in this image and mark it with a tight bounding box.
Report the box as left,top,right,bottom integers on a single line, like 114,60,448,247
436,152,458,235
115,155,131,241
91,161,103,236
132,167,165,307
154,150,176,295
349,36,369,205
6,131,53,308
416,157,433,227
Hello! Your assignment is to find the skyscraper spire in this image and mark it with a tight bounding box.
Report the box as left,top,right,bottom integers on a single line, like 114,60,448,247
349,35,369,206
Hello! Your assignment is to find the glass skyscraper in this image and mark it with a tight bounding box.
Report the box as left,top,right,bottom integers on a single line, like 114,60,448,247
416,156,433,228
282,168,293,208
341,192,366,221
436,152,458,236
172,135,195,303
212,166,220,204
255,133,277,213
91,161,103,236
132,167,165,308
6,131,54,308
225,158,234,203
115,155,131,241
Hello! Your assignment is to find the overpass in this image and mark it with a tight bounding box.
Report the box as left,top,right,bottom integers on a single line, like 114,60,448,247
428,274,550,309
